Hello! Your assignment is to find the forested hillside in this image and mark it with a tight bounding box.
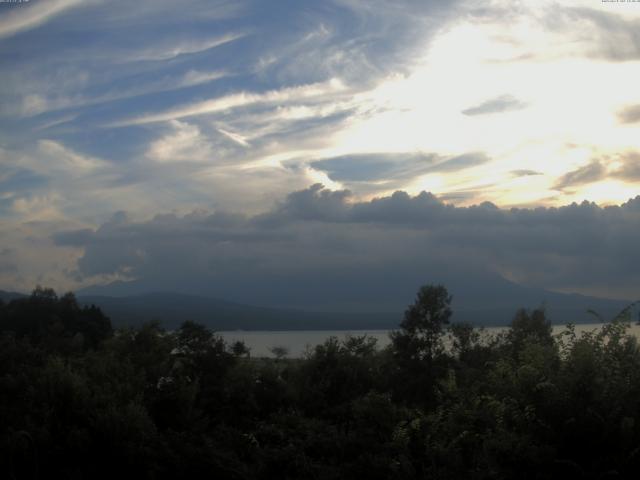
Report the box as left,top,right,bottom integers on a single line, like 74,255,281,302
2,286,640,479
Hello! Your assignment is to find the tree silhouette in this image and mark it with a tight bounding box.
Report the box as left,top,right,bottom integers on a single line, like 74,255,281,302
269,345,289,360
390,284,452,406
392,284,452,362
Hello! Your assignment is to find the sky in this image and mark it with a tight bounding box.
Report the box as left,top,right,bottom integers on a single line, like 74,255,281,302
0,0,639,305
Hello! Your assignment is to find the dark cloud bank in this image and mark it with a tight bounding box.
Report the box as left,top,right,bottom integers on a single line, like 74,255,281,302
55,185,640,321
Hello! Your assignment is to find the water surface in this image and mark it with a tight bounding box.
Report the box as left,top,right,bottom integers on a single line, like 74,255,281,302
219,323,640,358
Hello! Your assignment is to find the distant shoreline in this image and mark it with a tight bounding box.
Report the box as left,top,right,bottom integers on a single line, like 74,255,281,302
219,322,640,358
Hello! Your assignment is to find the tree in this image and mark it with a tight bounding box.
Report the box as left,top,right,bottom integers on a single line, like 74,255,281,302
389,284,452,406
507,307,553,354
269,345,289,360
449,322,477,356
392,284,452,363
230,340,250,358
0,287,111,351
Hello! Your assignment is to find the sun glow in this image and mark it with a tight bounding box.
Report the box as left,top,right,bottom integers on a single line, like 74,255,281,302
323,8,640,206
564,180,640,206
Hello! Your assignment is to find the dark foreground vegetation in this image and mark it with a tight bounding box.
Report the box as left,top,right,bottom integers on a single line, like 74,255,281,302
2,286,640,479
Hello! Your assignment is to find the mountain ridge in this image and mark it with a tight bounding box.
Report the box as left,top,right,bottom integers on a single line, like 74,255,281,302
2,276,632,330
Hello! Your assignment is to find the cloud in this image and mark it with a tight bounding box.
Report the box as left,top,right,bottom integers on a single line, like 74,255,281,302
0,140,161,223
216,128,250,147
618,104,640,124
429,152,490,173
310,152,490,189
0,166,49,192
310,152,438,183
52,228,95,247
0,262,17,274
84,0,243,30
145,120,215,163
0,0,89,39
4,0,640,297
560,7,640,62
108,78,348,126
549,152,640,192
554,160,606,190
52,185,640,306
36,140,106,173
462,95,527,116
0,141,111,220
35,114,79,131
256,0,464,87
0,166,49,215
0,134,313,233
612,152,640,182
259,183,353,223
511,169,543,177
124,33,246,62
20,69,229,116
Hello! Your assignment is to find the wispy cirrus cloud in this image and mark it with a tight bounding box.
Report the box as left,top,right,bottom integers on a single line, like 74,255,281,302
0,0,90,39
217,127,250,147
108,78,349,126
20,69,229,116
123,32,247,62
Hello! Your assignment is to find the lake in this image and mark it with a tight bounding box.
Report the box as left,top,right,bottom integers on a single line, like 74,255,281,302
219,322,640,358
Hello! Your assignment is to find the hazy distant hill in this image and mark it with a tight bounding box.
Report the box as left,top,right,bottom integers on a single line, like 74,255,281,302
74,265,633,330
4,275,632,330
0,290,26,303
77,290,630,331
77,292,396,330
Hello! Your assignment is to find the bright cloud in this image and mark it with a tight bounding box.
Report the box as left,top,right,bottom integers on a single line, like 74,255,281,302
110,78,348,126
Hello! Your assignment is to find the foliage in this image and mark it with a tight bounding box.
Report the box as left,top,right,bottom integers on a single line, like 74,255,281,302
389,284,452,407
2,285,640,479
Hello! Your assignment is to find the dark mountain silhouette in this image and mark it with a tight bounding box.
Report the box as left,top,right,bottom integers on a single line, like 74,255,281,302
0,290,26,303
4,268,631,331
75,267,631,320
77,292,395,330
76,276,629,330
